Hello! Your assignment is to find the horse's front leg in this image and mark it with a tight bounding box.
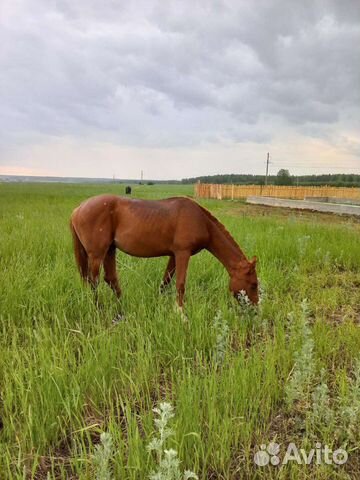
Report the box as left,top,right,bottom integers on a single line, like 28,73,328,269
160,255,176,293
175,251,190,311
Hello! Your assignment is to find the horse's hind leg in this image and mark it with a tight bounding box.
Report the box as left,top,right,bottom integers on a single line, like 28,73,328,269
103,246,121,298
86,253,104,307
88,253,104,290
160,255,176,293
103,246,124,323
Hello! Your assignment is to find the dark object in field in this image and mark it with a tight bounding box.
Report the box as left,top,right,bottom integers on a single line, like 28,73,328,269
125,186,132,195
70,195,259,310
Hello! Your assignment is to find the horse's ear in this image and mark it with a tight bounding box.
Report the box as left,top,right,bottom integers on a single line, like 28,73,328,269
247,256,257,272
239,258,249,269
239,257,256,272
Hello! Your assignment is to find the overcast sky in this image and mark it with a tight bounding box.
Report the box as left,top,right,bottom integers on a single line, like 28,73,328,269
1,0,359,180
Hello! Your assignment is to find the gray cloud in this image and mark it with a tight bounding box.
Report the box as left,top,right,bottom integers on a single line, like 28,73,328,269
0,0,359,167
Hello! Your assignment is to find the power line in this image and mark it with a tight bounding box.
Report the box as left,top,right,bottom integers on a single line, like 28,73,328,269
272,164,360,171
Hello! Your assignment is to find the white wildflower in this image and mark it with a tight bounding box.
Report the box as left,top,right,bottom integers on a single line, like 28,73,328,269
148,402,198,480
93,432,114,480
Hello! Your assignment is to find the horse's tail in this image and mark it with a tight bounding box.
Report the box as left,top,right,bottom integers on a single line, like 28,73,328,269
70,214,89,281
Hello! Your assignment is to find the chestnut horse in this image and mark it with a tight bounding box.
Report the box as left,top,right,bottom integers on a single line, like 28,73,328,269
70,195,259,309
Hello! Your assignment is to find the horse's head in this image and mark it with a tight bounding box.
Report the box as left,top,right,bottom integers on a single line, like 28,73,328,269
229,256,259,305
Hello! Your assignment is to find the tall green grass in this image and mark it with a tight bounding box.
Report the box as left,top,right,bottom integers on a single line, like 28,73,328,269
0,183,360,479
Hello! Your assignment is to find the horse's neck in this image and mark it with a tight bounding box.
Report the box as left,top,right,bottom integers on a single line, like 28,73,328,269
207,219,244,273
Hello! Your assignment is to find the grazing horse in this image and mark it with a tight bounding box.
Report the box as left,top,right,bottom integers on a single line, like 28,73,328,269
70,195,259,309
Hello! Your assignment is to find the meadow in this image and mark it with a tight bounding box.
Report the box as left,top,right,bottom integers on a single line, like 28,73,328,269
0,182,360,479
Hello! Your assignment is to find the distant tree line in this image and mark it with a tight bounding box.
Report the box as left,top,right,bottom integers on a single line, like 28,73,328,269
182,172,360,187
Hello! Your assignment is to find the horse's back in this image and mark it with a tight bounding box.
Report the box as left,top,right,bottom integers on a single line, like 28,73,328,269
71,195,210,257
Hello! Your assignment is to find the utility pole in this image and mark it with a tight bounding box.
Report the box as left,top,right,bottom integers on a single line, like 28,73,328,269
265,152,270,185
141,170,144,183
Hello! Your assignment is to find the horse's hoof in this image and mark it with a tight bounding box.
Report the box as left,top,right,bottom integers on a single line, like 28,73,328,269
112,313,125,325
159,282,168,294
174,304,189,323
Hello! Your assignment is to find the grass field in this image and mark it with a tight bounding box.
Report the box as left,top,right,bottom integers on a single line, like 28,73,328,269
1,183,360,479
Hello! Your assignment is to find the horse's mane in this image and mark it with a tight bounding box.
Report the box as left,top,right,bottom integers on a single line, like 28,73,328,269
194,201,245,256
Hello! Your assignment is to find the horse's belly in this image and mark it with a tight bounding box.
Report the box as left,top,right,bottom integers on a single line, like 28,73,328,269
114,230,172,257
